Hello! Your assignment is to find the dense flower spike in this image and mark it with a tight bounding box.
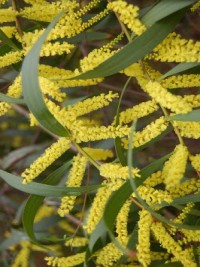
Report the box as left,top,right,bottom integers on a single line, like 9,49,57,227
137,210,152,267
149,33,200,62
58,154,87,216
45,252,86,267
161,74,200,89
117,100,159,125
107,0,146,35
100,163,140,179
151,222,197,267
21,138,71,183
11,241,30,267
144,81,192,114
162,144,188,189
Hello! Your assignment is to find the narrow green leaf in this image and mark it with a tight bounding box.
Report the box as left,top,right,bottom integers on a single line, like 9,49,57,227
0,93,24,104
159,62,200,80
0,29,19,50
89,219,107,251
22,161,71,243
0,169,101,197
142,0,196,26
74,10,185,79
21,12,69,137
169,109,200,122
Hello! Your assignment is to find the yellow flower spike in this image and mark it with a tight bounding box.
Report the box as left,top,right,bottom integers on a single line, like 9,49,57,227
168,178,199,198
0,7,16,23
85,180,124,234
0,50,23,69
144,171,163,187
144,81,192,114
65,237,88,247
118,100,159,125
67,91,119,118
162,144,188,190
136,210,152,267
173,203,194,224
96,242,124,267
136,185,173,206
21,138,71,184
11,241,30,267
76,0,101,17
0,75,22,116
116,200,131,245
184,95,200,108
151,222,197,267
174,121,200,139
83,147,113,160
123,116,168,149
0,26,16,37
72,125,130,143
149,32,200,62
107,0,146,35
161,74,200,89
18,2,63,22
100,163,140,180
29,113,38,127
45,252,86,267
191,1,200,11
190,153,200,172
81,9,109,31
58,154,87,216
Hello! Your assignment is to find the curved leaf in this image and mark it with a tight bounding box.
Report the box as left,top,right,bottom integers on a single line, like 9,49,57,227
21,12,69,137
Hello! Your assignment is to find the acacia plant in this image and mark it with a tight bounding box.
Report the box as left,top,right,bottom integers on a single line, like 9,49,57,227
1,0,200,266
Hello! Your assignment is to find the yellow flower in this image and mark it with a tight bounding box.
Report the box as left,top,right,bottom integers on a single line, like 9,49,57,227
190,153,200,172
100,163,140,180
0,50,23,69
144,171,163,187
123,116,168,148
117,100,159,125
136,185,173,206
85,180,124,234
107,0,146,35
174,121,200,139
96,242,123,267
11,241,30,267
72,125,130,143
184,95,200,108
65,237,88,247
21,138,71,183
0,26,16,37
151,222,197,267
58,154,87,216
191,1,200,11
137,210,152,267
45,252,85,267
67,91,119,118
161,74,200,89
144,81,192,114
116,200,131,244
39,65,102,87
168,178,199,198
0,75,22,116
0,7,16,22
162,144,188,189
83,147,113,160
149,32,200,62
81,9,109,31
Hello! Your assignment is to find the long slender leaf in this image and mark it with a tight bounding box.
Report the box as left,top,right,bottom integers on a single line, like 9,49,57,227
159,62,200,80
21,12,69,137
0,29,19,50
74,10,185,79
22,161,71,243
0,169,101,197
142,0,196,26
0,93,24,104
169,109,200,122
